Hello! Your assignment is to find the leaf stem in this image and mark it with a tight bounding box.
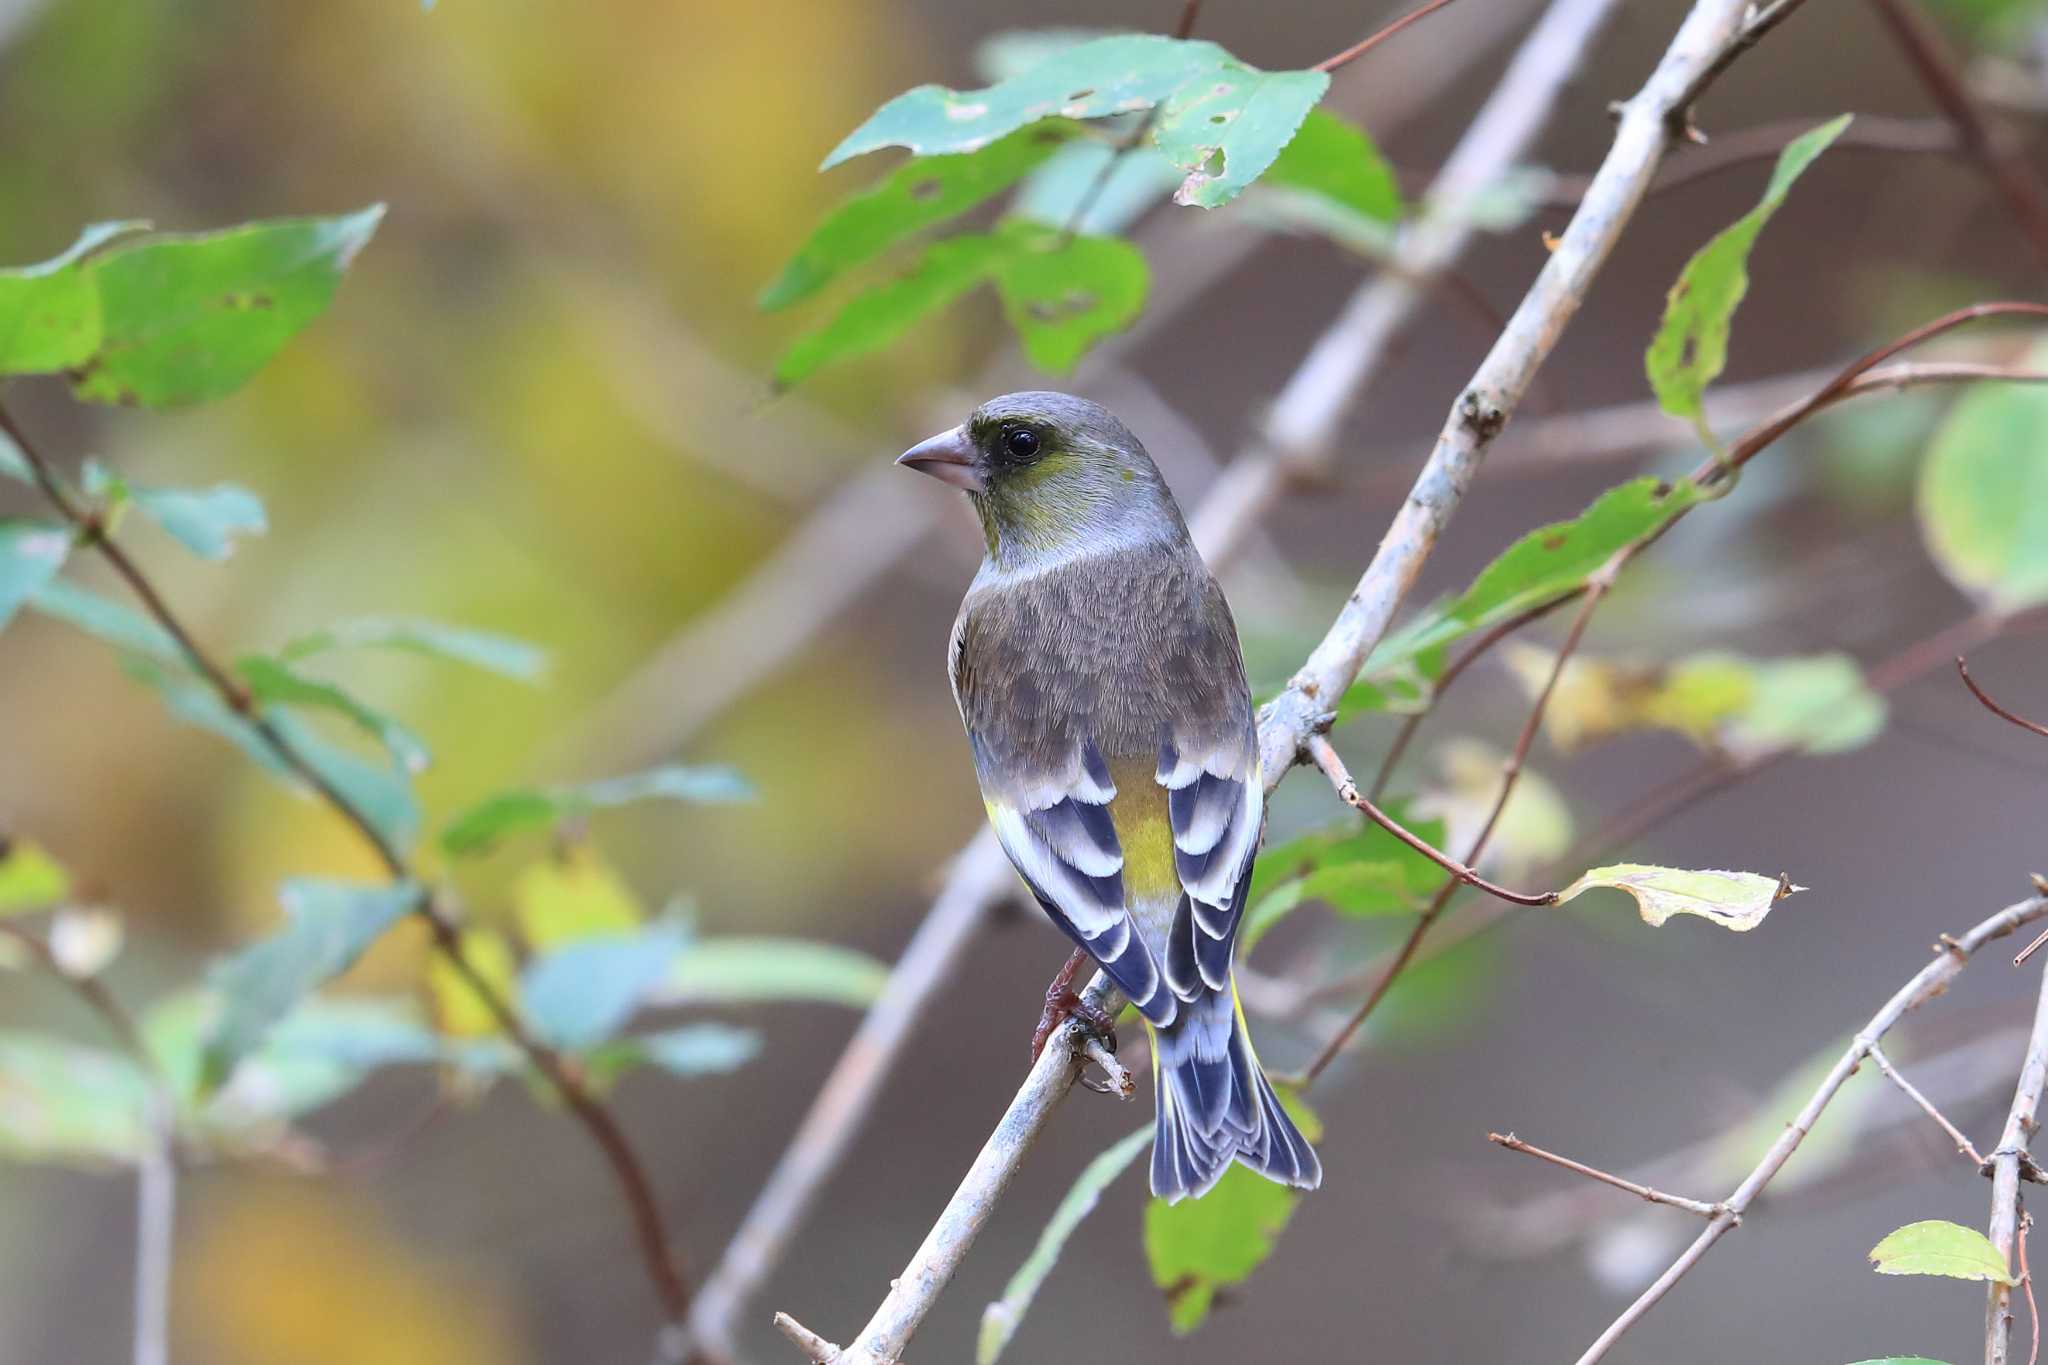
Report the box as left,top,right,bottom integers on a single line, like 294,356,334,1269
1960,657,2048,743
1313,0,1462,73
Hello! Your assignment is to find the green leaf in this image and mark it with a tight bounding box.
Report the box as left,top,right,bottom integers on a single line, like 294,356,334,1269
269,709,420,851
826,36,1231,168
1917,362,2048,614
28,578,181,660
73,206,384,408
0,521,72,633
1144,1132,1310,1333
827,36,1328,211
980,1127,1151,1363
774,231,1012,388
1556,863,1801,932
1154,66,1329,208
0,839,70,915
1012,141,1181,236
1869,1220,2016,1285
81,459,265,560
440,763,753,856
520,922,688,1051
1345,478,1704,715
236,654,430,776
1241,809,1445,953
659,936,890,1009
1261,109,1402,225
991,221,1148,373
202,878,421,1088
0,1033,150,1167
763,125,1072,310
1721,653,1887,759
0,221,147,375
279,614,548,680
589,1022,762,1085
1646,116,1851,438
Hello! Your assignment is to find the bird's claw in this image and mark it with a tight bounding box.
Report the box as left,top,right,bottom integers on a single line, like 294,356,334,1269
1030,986,1119,1064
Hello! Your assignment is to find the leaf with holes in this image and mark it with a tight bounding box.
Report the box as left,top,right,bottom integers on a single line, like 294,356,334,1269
992,221,1148,372
279,614,546,681
763,124,1073,310
981,1127,1151,1363
1917,357,2048,614
202,878,421,1088
1869,1220,2016,1285
73,206,384,408
1557,863,1800,932
1645,116,1849,439
81,458,266,560
1154,65,1328,208
0,522,71,633
0,221,146,375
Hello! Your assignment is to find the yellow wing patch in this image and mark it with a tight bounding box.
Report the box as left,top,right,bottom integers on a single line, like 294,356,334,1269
1106,754,1179,902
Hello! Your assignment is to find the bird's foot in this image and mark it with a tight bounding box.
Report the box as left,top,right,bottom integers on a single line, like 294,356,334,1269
1030,948,1120,1085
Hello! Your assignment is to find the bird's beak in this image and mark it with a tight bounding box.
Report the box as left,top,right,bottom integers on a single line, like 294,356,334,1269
895,425,985,494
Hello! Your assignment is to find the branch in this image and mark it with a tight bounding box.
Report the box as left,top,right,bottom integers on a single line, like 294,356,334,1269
1868,1041,1988,1166
771,3,1780,1359
1573,892,2048,1365
1313,0,1459,73
1987,960,2048,1364
1866,0,2048,269
1961,657,2048,742
0,405,701,1343
688,0,1613,1352
1487,1131,1728,1219
1309,734,1557,906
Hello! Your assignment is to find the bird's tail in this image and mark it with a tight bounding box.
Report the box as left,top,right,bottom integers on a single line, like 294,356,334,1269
1146,977,1322,1202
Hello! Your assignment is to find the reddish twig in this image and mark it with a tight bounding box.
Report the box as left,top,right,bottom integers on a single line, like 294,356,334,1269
1961,657,2048,742
0,402,698,1340
1314,0,1460,73
1488,1131,1729,1219
1866,0,2048,269
1307,735,1559,908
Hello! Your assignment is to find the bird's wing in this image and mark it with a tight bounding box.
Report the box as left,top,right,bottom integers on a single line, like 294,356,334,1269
1156,724,1263,1001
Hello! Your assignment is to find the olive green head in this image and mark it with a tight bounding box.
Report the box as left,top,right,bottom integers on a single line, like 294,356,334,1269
896,391,1184,563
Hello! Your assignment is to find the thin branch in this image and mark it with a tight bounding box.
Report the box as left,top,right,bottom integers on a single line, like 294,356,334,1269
1309,735,1558,906
1667,0,1814,130
1866,0,2048,268
2024,1211,2040,1365
1313,0,1460,72
1574,893,2048,1365
1868,1041,1988,1165
1987,959,2048,1365
1487,1131,1727,1219
689,1,1606,1354
0,404,700,1340
1303,552,1620,1081
1962,657,2048,742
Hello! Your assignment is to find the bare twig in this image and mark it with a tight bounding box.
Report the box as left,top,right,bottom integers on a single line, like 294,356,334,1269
1866,0,2048,268
2024,1211,2040,1365
1488,1131,1727,1219
1574,893,2048,1365
1313,0,1460,73
1869,1041,1988,1165
1309,735,1558,907
0,404,700,1341
1962,657,2048,742
1303,551,1621,1081
687,2,1590,1353
776,4,1780,1359
1667,0,1815,130
1987,960,2048,1365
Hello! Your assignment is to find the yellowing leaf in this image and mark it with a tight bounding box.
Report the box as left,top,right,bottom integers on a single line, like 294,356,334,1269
512,847,644,952
0,839,70,915
1503,644,1752,752
1558,863,1801,932
1869,1219,2016,1285
1917,351,2048,614
1413,739,1572,880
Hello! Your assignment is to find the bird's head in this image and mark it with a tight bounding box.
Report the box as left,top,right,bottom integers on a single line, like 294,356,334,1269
896,391,1183,564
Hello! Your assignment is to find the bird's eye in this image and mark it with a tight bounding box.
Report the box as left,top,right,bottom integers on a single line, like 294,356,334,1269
1004,427,1041,460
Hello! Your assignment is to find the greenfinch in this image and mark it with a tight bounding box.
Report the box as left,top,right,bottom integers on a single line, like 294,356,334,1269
899,391,1321,1202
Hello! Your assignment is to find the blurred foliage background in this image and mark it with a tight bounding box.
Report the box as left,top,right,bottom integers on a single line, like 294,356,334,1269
3,0,2048,1362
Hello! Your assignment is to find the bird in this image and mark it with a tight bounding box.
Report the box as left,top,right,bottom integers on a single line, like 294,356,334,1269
896,390,1322,1203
